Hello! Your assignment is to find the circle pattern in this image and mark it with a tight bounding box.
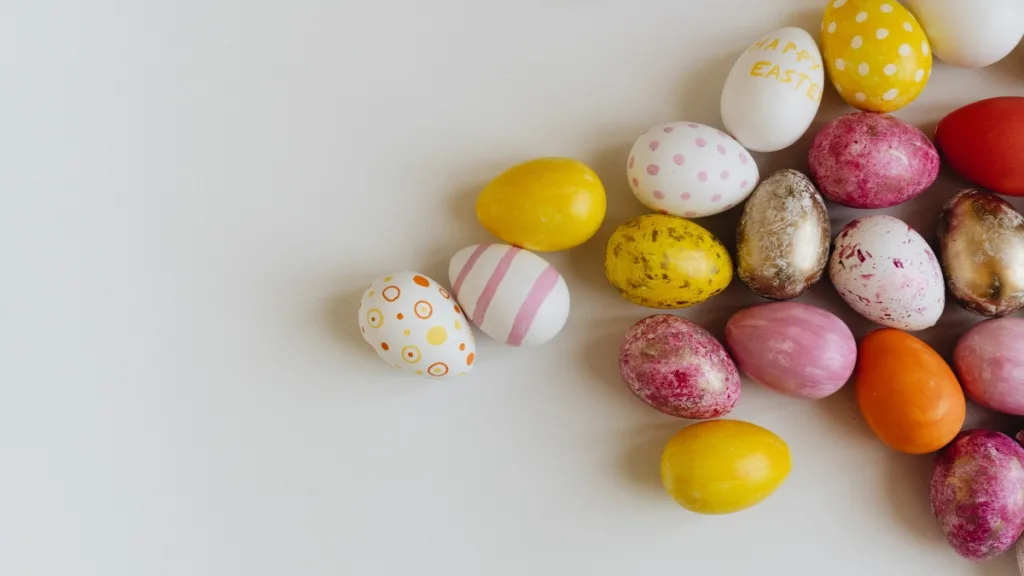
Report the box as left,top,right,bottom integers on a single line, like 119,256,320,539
382,286,401,302
367,308,383,328
428,362,449,377
415,300,433,319
401,345,422,364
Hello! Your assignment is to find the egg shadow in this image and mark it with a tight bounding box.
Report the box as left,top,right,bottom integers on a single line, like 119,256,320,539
885,452,947,548
620,422,687,497
578,318,656,409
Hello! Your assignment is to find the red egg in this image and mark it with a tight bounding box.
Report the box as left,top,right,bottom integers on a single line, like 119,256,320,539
935,97,1024,197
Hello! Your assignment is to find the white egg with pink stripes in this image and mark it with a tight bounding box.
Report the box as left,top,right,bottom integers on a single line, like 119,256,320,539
449,243,570,346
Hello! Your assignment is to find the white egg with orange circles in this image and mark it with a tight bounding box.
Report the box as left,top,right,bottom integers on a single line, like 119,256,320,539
358,271,476,378
627,122,759,218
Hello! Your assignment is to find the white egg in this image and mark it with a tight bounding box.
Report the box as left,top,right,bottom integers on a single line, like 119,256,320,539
449,244,569,346
626,121,759,218
721,26,825,152
904,0,1024,68
829,215,945,331
358,271,476,378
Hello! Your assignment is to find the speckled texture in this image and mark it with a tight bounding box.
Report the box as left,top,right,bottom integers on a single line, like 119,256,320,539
808,112,939,208
736,169,830,300
930,429,1024,562
954,318,1024,416
725,302,856,399
829,215,945,331
938,188,1024,317
619,314,740,419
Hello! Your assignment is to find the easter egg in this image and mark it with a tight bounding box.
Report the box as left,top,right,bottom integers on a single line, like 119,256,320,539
604,214,732,309
935,97,1024,197
954,318,1024,416
476,157,606,251
829,215,945,331
720,27,824,152
725,302,856,399
448,243,569,346
619,314,740,419
627,122,759,218
358,272,476,378
938,189,1024,317
808,112,939,208
930,429,1024,562
855,328,966,454
904,0,1024,68
661,420,791,515
736,169,830,300
821,0,932,112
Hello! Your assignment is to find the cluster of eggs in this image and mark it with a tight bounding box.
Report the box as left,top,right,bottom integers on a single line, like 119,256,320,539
358,0,1024,566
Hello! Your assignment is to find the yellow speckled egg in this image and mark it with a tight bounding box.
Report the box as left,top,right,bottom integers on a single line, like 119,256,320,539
605,214,732,309
476,157,607,252
821,0,932,112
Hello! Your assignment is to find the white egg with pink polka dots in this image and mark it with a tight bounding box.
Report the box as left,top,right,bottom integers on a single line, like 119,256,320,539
627,121,760,219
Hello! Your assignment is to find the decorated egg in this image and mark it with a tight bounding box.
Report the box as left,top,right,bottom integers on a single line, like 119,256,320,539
904,0,1024,68
448,243,569,346
358,272,476,378
476,157,606,251
954,318,1024,416
821,0,932,112
605,214,733,309
721,26,824,152
808,112,938,209
627,122,759,218
938,189,1024,317
829,215,944,331
736,169,830,300
935,97,1024,196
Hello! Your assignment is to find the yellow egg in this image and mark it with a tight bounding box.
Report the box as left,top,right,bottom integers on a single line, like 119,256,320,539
661,420,792,515
604,214,732,309
821,0,932,112
476,157,606,252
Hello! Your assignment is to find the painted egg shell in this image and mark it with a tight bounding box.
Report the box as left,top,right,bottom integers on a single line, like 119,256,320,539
904,0,1024,68
935,97,1024,196
721,26,825,153
829,215,944,331
619,314,740,419
358,272,476,378
604,214,733,309
930,429,1024,561
725,302,856,399
448,244,569,346
938,189,1024,317
476,157,606,251
954,318,1024,415
736,169,830,300
821,0,932,112
627,122,759,218
855,328,965,454
808,112,939,208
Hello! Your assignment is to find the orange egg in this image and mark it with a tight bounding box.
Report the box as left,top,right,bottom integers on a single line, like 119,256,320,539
854,328,965,454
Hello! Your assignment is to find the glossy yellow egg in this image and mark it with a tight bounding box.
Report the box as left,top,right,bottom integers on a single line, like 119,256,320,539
476,157,607,252
604,214,732,309
661,420,792,515
821,0,932,112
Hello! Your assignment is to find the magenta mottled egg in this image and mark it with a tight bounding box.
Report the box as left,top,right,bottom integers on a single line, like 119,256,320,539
619,314,740,419
954,318,1024,416
930,429,1024,562
808,112,939,208
725,302,856,399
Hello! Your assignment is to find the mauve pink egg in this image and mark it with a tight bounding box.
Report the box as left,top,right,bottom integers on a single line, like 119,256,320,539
619,314,740,419
724,302,856,399
954,318,1024,416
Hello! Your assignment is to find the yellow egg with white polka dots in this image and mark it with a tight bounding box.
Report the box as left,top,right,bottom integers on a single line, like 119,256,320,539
821,0,932,113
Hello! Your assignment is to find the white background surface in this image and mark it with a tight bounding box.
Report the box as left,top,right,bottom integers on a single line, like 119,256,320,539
4,1,1024,574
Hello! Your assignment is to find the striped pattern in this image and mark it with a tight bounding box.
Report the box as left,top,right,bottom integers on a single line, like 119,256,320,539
448,243,570,346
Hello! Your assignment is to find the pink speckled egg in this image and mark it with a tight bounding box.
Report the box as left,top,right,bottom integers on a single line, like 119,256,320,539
829,215,944,331
954,318,1024,416
725,302,856,399
930,429,1024,562
619,314,740,419
808,112,939,208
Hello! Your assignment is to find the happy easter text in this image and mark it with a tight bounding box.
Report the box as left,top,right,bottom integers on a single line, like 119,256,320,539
746,37,823,103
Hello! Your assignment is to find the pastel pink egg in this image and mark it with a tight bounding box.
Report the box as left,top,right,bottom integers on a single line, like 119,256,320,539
954,318,1024,415
725,302,856,399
